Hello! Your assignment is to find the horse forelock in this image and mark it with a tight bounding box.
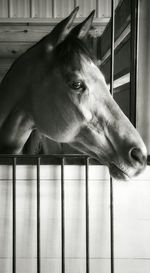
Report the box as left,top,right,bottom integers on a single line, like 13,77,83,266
54,35,96,68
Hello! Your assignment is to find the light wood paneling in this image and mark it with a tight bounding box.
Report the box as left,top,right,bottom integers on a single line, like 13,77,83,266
0,0,114,19
53,0,74,18
0,24,54,42
0,58,14,82
31,0,53,18
0,23,105,43
0,42,34,58
9,0,30,18
0,20,105,82
97,0,111,18
75,0,97,17
0,0,8,18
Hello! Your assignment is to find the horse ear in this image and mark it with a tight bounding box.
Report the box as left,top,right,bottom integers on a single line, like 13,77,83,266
71,10,95,39
45,7,79,51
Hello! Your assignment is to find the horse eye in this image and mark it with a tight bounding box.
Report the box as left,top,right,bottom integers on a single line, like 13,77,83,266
71,81,85,92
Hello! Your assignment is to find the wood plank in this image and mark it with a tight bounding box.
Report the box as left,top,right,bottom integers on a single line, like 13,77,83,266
75,0,97,17
0,25,54,42
0,21,106,42
9,0,30,18
99,0,131,59
0,42,34,58
97,0,111,18
0,36,98,81
100,36,130,83
0,58,14,82
0,58,14,75
0,17,109,25
0,0,8,18
0,58,17,82
53,0,74,18
31,0,53,18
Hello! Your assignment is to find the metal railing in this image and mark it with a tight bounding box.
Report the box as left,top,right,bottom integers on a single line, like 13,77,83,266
0,154,93,273
0,153,114,273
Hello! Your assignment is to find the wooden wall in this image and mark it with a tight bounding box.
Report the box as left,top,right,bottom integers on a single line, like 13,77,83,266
0,0,121,19
0,164,150,273
0,0,118,83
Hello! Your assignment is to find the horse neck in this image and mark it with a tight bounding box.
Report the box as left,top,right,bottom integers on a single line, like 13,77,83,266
0,44,44,127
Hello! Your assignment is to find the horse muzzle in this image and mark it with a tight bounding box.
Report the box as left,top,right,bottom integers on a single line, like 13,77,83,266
108,145,147,180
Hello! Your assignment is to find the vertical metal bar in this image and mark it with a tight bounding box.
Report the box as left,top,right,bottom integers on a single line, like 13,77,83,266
37,157,41,273
85,157,89,273
110,1,115,273
12,157,16,273
110,0,115,97
110,177,114,273
51,0,55,18
96,0,99,18
61,157,65,273
7,0,10,18
130,0,139,127
29,0,33,18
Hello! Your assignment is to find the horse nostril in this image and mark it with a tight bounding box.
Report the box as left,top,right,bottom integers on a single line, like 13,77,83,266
130,147,146,166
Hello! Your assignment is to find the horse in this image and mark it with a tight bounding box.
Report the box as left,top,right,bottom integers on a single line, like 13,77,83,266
0,7,147,180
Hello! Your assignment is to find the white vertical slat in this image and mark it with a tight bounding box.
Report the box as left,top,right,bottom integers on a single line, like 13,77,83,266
9,0,30,18
75,0,96,17
16,165,37,273
114,260,150,273
41,179,61,273
97,0,111,18
53,0,74,18
0,0,8,17
113,166,150,273
31,0,53,18
0,166,12,273
64,165,86,273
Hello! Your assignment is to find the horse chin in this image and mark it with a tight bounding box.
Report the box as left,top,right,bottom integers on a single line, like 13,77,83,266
108,163,130,181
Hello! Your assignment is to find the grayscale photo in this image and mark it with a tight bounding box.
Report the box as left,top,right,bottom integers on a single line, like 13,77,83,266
0,0,149,272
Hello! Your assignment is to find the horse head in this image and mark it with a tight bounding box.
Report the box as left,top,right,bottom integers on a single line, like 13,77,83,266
0,8,147,180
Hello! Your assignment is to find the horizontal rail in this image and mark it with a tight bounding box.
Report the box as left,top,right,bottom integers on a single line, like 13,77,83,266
12,157,16,273
0,18,110,25
0,153,89,158
0,154,149,164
